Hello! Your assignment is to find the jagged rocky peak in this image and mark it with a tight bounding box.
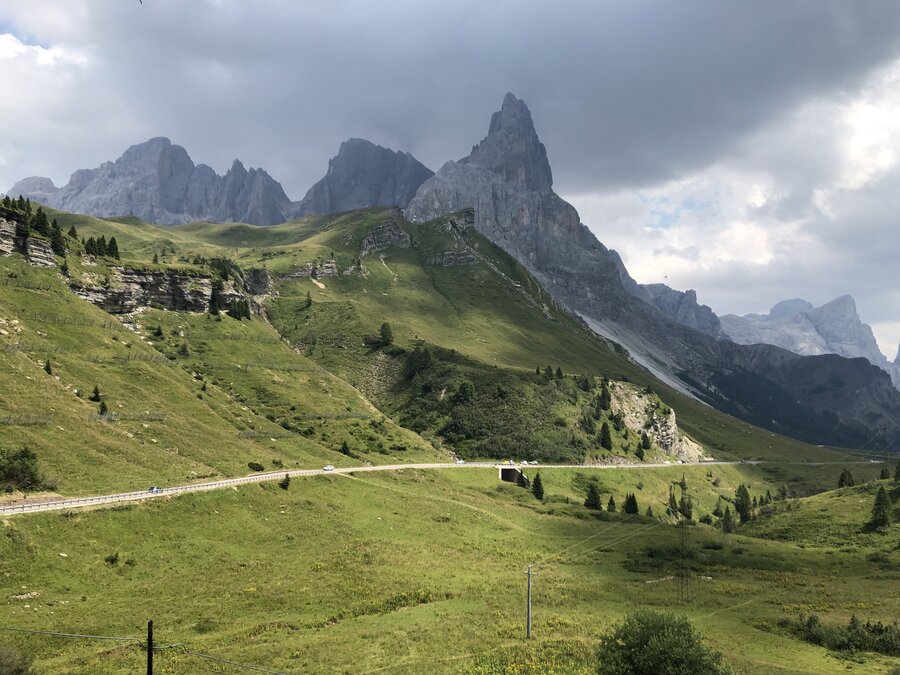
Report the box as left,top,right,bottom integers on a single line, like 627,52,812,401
769,298,814,319
635,284,722,338
9,137,294,227
296,138,434,216
461,92,553,193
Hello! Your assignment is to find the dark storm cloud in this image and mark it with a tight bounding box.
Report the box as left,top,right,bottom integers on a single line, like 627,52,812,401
4,0,900,197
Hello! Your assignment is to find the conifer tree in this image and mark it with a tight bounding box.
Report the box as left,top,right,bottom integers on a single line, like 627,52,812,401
635,444,645,461
516,471,530,489
879,466,890,480
667,485,678,517
67,225,78,239
641,431,652,450
871,486,893,528
623,492,639,514
712,497,724,518
678,492,693,520
555,366,563,380
531,472,544,500
107,236,120,260
722,506,735,533
646,505,654,518
607,495,617,512
98,400,108,416
43,360,52,375
599,421,613,450
379,321,393,346
734,484,752,523
584,482,602,510
50,225,66,256
89,385,101,402
599,382,611,410
305,290,312,309
838,468,855,488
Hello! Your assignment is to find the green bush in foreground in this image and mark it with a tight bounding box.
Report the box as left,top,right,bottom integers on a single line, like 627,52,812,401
596,609,731,674
0,641,33,674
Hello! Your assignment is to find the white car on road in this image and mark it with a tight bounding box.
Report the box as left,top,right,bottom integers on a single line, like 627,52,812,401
323,465,334,472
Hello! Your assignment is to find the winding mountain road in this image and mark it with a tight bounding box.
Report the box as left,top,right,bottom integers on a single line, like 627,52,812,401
0,458,790,517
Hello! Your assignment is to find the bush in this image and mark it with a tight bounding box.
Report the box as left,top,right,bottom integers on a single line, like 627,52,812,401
104,552,119,566
0,447,44,491
596,609,731,674
279,474,291,490
247,462,265,472
0,642,33,674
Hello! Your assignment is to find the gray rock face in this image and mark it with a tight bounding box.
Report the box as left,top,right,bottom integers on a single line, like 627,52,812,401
632,284,722,338
360,214,412,254
296,138,433,215
9,138,295,226
0,217,58,267
406,92,900,447
8,177,59,203
721,296,899,388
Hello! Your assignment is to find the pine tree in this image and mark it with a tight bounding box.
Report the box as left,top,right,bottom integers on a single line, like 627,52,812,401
108,236,120,260
879,466,890,480
838,468,855,488
599,422,613,450
89,385,101,402
641,431,651,450
305,290,312,309
555,366,563,380
635,444,645,461
50,225,66,256
535,366,541,376
32,207,49,235
646,505,654,518
98,400,108,416
60,259,69,276
43,360,52,375
721,506,735,533
544,365,553,379
607,495,617,512
153,252,159,264
734,484,752,523
752,495,758,510
678,492,693,520
667,486,678,517
379,322,393,346
153,325,163,337
178,340,190,357
870,486,893,528
623,493,639,514
712,497,724,518
516,471,530,489
67,225,78,239
531,472,544,500
599,382,611,410
584,482,602,510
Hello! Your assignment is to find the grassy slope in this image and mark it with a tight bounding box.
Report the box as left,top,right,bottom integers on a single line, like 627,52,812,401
1,466,897,673
3,207,894,673
0,257,441,496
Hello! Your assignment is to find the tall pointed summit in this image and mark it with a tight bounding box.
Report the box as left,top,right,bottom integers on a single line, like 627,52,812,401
461,93,553,192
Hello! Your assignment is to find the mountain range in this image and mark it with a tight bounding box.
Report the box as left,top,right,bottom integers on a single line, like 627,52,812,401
10,137,434,227
8,93,900,447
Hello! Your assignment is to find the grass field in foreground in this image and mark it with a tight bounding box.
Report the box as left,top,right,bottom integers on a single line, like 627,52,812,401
2,466,897,674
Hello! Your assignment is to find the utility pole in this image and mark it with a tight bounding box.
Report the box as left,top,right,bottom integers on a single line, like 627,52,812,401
526,565,533,639
147,619,153,675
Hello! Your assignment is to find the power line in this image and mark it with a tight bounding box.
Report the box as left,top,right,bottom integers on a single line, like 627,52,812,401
0,625,140,642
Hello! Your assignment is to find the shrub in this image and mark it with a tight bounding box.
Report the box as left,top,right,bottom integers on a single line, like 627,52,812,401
279,474,291,490
248,462,265,472
0,447,44,491
104,552,119,566
596,609,730,674
0,641,33,674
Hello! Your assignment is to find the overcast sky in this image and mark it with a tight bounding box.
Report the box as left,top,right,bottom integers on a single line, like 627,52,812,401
1,0,899,356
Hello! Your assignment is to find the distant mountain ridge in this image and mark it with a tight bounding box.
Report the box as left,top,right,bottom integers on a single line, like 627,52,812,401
406,92,900,447
11,137,295,226
295,138,433,216
722,296,900,388
10,137,433,227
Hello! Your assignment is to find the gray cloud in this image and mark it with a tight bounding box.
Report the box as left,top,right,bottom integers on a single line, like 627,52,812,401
2,0,899,351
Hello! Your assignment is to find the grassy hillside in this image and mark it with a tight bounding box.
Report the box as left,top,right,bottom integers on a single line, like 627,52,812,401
2,466,898,673
0,257,441,496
